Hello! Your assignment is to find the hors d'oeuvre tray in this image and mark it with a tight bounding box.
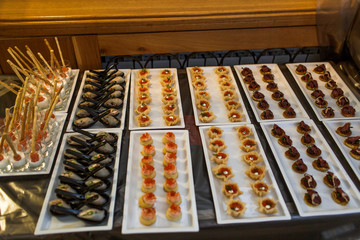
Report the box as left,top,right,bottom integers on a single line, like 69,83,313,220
199,124,290,224
122,130,198,234
67,69,130,132
55,69,80,112
260,120,360,217
35,129,122,235
323,120,360,180
0,112,67,177
233,64,308,122
129,68,185,130
186,66,250,126
286,62,360,121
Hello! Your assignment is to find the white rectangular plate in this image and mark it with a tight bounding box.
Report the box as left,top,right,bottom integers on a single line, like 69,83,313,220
234,64,309,122
129,68,185,130
323,120,360,180
186,66,250,126
35,129,122,235
286,62,360,120
122,130,198,234
67,69,130,131
261,120,360,216
199,124,290,224
0,112,66,177
56,69,80,112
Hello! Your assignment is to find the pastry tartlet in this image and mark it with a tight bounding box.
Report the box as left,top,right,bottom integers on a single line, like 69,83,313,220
137,77,151,87
319,71,331,82
304,190,321,207
262,73,275,83
166,191,182,205
162,94,177,105
330,88,344,99
314,97,328,108
271,90,284,101
163,114,180,126
300,173,317,189
241,67,253,76
140,207,156,226
297,121,311,134
161,69,172,77
163,178,178,192
209,138,227,152
251,181,271,196
210,152,229,164
207,126,223,139
301,72,313,82
260,110,274,120
218,74,231,82
199,111,216,123
285,146,300,160
344,136,360,149
341,105,356,117
258,198,278,214
135,103,151,115
212,164,234,181
245,164,266,180
235,125,252,139
222,90,237,101
240,138,257,152
195,90,210,100
271,124,285,138
350,148,360,160
336,96,350,107
306,80,318,90
220,81,235,90
162,85,177,96
283,107,296,118
301,132,315,145
228,110,242,122
137,92,152,104
322,107,335,118
248,81,260,91
136,114,152,127
138,85,150,94
313,64,326,74
222,181,242,198
141,178,156,193
192,74,205,82
323,171,341,188
292,159,308,173
335,122,352,136
331,188,350,206
162,104,177,115
278,135,292,147
192,80,207,91
196,99,211,111
278,99,291,110
242,151,263,165
257,99,269,110
226,199,246,217
266,82,278,92
295,64,307,75
225,100,241,110
138,192,157,208
166,204,182,221
138,68,150,78
325,79,337,90
214,66,229,75
252,91,265,101
312,157,330,172
140,132,153,145
191,66,203,74
260,65,272,75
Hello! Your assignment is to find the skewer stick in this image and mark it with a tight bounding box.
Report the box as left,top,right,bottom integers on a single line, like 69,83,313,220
43,95,58,131
14,46,35,68
55,37,65,67
18,77,29,116
9,88,23,131
0,81,18,94
34,82,41,107
31,106,38,153
4,134,17,155
7,59,31,79
20,102,29,141
8,47,32,71
25,94,34,136
0,108,11,153
50,52,54,69
38,52,59,82
26,49,47,80
10,83,22,90
44,38,53,51
7,48,27,73
50,50,61,71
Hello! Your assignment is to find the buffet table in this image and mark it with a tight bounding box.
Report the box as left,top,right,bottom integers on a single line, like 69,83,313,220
1,63,360,239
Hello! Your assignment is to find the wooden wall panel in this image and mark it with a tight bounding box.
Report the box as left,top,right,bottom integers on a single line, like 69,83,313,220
72,36,102,71
98,26,318,56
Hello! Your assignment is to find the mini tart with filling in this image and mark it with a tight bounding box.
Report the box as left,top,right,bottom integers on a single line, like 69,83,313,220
199,111,216,123
135,103,151,115
224,100,241,110
160,69,172,77
212,164,234,181
196,99,211,111
162,104,177,114
219,81,235,90
222,181,242,198
235,125,252,139
209,138,227,152
210,152,229,164
192,80,207,90
218,74,231,82
136,114,152,127
195,90,211,100
226,199,246,217
222,90,237,101
228,110,242,122
258,198,278,214
138,68,150,78
161,85,177,96
192,74,206,82
162,94,177,105
137,77,151,87
300,173,317,189
207,126,223,139
163,114,180,126
312,157,330,172
331,188,350,206
137,92,152,104
245,164,266,180
240,138,257,152
191,66,203,74
304,190,322,207
350,148,360,160
160,76,174,87
214,66,229,75
242,151,263,165
251,180,271,196
284,146,300,160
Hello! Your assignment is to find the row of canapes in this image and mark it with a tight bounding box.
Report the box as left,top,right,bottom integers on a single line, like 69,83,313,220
139,132,182,225
295,64,356,118
271,122,350,207
207,126,278,217
335,123,360,160
135,69,180,127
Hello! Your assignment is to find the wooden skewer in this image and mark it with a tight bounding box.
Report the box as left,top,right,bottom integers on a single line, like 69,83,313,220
20,102,29,141
7,48,27,73
4,134,17,156
50,51,54,69
18,77,29,116
9,88,23,131
38,52,59,82
0,81,18,94
43,95,58,131
8,47,32,72
0,108,11,153
14,46,35,68
25,94,34,136
31,106,38,153
34,82,41,107
26,49,47,80
50,50,61,71
44,38,53,51
10,83,22,90
55,37,65,67
7,59,31,79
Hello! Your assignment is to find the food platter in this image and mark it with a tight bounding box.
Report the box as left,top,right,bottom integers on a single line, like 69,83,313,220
261,120,360,216
122,130,198,234
129,68,185,130
35,129,122,235
186,66,250,126
286,62,360,121
199,124,290,224
233,64,309,122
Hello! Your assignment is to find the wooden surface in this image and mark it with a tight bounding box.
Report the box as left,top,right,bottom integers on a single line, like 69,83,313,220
0,0,318,71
